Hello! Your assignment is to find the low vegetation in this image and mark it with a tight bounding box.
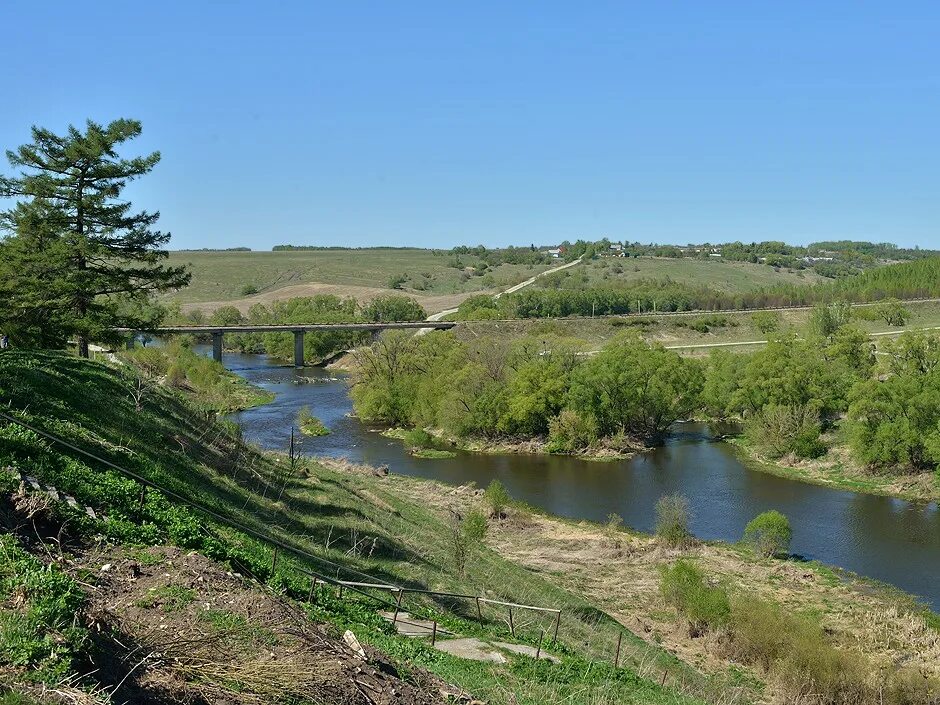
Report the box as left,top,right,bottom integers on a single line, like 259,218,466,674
659,560,938,704
297,405,330,436
121,339,273,412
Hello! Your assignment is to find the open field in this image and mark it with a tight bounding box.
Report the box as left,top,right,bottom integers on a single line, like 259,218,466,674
164,248,554,307
539,256,828,292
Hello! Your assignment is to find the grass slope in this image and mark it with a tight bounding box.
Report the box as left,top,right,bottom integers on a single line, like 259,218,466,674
164,249,552,305
0,351,713,704
548,256,827,293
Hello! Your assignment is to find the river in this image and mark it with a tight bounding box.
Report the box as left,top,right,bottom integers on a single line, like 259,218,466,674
215,350,940,609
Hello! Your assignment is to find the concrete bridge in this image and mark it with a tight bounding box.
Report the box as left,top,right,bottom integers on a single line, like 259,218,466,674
120,321,457,367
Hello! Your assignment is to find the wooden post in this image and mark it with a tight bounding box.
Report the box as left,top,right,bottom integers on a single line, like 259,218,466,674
212,332,223,363
338,584,345,599
508,607,515,637
431,620,438,646
660,669,668,687
475,597,483,626
552,609,561,643
536,629,544,660
308,576,317,604
614,631,622,668
138,485,146,511
271,546,278,574
392,588,405,625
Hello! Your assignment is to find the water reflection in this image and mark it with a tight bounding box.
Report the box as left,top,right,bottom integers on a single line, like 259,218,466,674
213,349,940,608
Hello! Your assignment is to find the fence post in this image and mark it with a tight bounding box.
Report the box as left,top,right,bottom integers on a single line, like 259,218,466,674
615,631,622,668
536,629,544,660
431,620,438,646
552,609,561,643
338,583,345,599
308,576,317,604
475,597,483,626
393,588,404,625
508,606,515,637
271,546,278,574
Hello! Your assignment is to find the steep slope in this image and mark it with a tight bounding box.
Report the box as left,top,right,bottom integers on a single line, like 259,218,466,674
0,351,714,705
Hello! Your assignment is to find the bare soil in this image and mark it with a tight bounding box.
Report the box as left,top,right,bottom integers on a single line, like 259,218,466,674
62,544,456,705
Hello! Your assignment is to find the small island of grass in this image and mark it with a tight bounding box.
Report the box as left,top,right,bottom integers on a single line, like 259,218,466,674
297,406,331,436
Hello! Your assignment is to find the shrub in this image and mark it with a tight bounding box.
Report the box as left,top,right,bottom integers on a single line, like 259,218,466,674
463,509,489,543
449,509,488,575
751,310,781,334
655,494,692,548
387,274,407,290
546,409,598,452
743,510,792,557
659,560,730,635
744,403,825,459
403,428,435,449
484,479,511,518
240,284,259,296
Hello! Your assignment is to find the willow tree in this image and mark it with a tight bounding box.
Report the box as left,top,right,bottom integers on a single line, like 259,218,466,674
0,118,189,356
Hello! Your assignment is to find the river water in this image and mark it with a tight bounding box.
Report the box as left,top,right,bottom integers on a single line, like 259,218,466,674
215,350,940,609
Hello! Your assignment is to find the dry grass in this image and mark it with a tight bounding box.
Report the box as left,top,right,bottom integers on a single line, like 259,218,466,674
384,475,940,690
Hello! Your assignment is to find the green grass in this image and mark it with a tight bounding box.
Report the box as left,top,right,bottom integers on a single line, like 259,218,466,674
163,248,553,304
0,350,718,704
543,256,827,293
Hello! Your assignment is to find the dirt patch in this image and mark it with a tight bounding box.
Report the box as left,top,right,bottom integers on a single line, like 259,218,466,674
67,545,452,705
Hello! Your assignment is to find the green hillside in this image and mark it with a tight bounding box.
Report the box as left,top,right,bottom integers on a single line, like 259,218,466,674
0,350,712,704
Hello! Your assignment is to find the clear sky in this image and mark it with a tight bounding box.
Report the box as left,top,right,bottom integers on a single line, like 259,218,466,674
1,1,937,251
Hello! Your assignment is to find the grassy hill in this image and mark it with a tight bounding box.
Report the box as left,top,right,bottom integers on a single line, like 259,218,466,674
163,248,553,308
544,256,827,292
0,350,713,704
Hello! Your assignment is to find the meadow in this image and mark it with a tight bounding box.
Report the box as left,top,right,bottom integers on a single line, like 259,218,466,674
163,248,553,308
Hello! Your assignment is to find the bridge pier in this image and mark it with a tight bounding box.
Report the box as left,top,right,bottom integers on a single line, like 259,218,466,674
212,332,223,363
294,330,304,368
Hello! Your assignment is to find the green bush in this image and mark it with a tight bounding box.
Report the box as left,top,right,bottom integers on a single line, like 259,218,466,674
654,494,692,548
484,479,511,518
240,283,259,296
743,510,792,557
659,560,730,635
751,310,781,334
403,428,435,449
546,409,597,452
744,403,825,459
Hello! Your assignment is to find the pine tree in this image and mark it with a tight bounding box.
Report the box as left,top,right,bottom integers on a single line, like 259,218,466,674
0,118,190,356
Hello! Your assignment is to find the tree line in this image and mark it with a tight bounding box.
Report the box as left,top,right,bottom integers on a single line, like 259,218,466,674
352,311,940,475
455,257,940,320
171,294,425,363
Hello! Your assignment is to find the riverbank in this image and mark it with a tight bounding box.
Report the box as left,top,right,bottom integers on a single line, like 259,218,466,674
372,467,940,696
727,434,940,504
381,426,639,461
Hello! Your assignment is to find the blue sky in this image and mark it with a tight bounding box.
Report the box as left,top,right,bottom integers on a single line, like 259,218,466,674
1,1,937,250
